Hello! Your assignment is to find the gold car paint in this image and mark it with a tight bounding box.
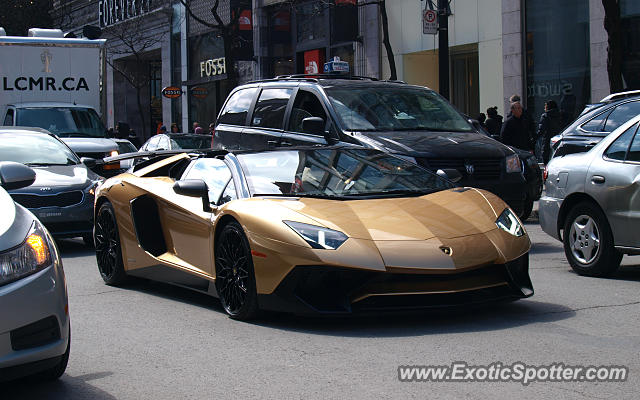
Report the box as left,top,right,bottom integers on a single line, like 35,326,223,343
96,158,531,299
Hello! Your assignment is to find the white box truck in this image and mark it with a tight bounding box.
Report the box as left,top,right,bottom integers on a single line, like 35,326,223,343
0,28,125,175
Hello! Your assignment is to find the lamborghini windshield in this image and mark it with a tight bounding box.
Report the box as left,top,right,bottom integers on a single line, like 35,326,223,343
237,148,455,198
325,86,474,132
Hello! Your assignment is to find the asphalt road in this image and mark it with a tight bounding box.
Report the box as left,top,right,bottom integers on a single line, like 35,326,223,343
6,214,640,399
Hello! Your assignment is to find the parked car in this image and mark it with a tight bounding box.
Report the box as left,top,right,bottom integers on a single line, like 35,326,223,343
139,133,212,152
213,76,529,216
551,90,640,158
0,161,70,382
97,146,532,320
0,127,103,247
540,114,640,277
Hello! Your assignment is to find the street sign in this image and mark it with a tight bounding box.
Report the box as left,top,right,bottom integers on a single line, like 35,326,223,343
423,9,437,35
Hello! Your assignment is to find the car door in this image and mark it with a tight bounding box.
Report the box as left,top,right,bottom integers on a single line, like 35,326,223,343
156,158,233,276
586,121,640,247
242,87,294,150
215,87,258,150
281,88,330,147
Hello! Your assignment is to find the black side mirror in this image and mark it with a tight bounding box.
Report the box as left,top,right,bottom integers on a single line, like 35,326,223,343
0,162,36,190
173,179,212,212
437,168,462,183
302,117,325,136
81,157,97,169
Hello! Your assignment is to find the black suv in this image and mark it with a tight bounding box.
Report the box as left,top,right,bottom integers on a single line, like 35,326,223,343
214,76,529,215
552,90,640,158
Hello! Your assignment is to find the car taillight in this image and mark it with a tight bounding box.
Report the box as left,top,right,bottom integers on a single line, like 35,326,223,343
543,166,548,181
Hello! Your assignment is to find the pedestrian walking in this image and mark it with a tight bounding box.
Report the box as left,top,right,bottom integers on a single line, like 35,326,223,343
192,122,200,133
500,101,532,151
171,123,180,133
535,100,563,163
485,106,503,139
507,94,535,148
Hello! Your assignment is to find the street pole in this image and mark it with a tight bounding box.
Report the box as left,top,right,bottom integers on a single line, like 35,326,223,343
438,0,449,100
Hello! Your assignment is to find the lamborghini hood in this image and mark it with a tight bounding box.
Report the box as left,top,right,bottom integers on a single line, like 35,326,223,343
271,188,504,241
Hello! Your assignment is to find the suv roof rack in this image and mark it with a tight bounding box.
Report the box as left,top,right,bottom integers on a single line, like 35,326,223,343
600,90,640,103
274,74,378,81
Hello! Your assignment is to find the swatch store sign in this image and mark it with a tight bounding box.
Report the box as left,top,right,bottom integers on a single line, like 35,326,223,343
98,0,153,27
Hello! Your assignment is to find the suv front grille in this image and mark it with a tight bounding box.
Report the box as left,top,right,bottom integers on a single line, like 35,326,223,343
420,158,502,180
12,191,84,208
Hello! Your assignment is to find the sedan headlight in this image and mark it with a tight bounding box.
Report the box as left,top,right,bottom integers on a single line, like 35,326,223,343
86,178,104,196
0,220,53,286
495,208,525,237
284,221,348,250
505,154,522,173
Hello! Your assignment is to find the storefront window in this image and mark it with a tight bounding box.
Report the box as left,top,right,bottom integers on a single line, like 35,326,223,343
296,2,326,44
525,0,590,126
621,0,640,90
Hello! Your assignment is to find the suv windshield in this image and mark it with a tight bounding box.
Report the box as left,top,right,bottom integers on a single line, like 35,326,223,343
325,86,474,132
0,133,79,165
16,107,106,138
237,148,454,199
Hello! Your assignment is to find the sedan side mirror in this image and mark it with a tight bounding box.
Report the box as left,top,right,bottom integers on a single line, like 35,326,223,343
437,168,462,183
0,161,36,190
173,179,212,212
81,157,97,169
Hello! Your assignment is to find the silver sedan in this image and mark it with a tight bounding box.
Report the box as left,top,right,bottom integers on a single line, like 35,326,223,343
540,114,640,277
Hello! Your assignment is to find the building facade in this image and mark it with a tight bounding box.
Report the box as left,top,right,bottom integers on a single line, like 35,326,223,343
50,0,640,142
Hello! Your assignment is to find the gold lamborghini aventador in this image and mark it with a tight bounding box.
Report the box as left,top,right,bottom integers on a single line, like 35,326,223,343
94,146,532,320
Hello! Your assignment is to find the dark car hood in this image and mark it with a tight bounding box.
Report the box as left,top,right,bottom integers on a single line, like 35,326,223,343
353,131,514,158
9,165,98,194
60,137,118,154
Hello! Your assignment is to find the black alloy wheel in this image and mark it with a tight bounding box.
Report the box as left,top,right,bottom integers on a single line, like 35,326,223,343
94,202,127,285
215,221,259,320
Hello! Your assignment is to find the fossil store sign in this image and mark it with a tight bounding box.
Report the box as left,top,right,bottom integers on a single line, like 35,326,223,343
98,0,153,28
200,57,226,78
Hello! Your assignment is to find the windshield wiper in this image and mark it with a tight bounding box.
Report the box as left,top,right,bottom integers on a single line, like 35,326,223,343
344,189,435,197
253,192,337,199
26,162,71,166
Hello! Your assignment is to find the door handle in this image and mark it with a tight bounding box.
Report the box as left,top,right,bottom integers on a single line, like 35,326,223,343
280,141,293,146
591,175,605,184
267,140,277,147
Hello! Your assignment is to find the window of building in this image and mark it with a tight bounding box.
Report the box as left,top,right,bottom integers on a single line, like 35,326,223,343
525,0,590,126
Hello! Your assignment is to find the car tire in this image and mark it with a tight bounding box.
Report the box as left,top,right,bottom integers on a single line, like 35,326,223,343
82,233,94,248
519,196,534,221
215,221,259,321
563,201,622,277
95,202,128,285
33,329,70,381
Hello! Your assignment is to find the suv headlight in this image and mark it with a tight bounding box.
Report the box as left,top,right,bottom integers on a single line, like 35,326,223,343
0,220,53,286
284,221,348,250
506,154,522,173
496,208,525,237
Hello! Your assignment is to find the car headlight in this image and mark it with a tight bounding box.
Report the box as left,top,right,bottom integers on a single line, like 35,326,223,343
109,150,119,157
495,208,525,237
86,178,104,196
0,220,53,286
505,154,522,173
284,221,348,250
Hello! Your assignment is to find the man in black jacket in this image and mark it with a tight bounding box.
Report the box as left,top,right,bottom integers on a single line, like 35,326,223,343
536,100,563,163
500,101,532,151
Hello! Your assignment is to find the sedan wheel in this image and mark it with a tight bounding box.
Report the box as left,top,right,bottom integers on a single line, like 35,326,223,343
215,221,259,320
95,202,127,285
563,201,622,277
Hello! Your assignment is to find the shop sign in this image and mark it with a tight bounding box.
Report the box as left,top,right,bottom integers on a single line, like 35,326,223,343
324,57,349,73
200,57,226,78
98,0,152,28
304,49,324,74
238,10,252,31
423,9,437,35
191,87,209,99
161,86,182,99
